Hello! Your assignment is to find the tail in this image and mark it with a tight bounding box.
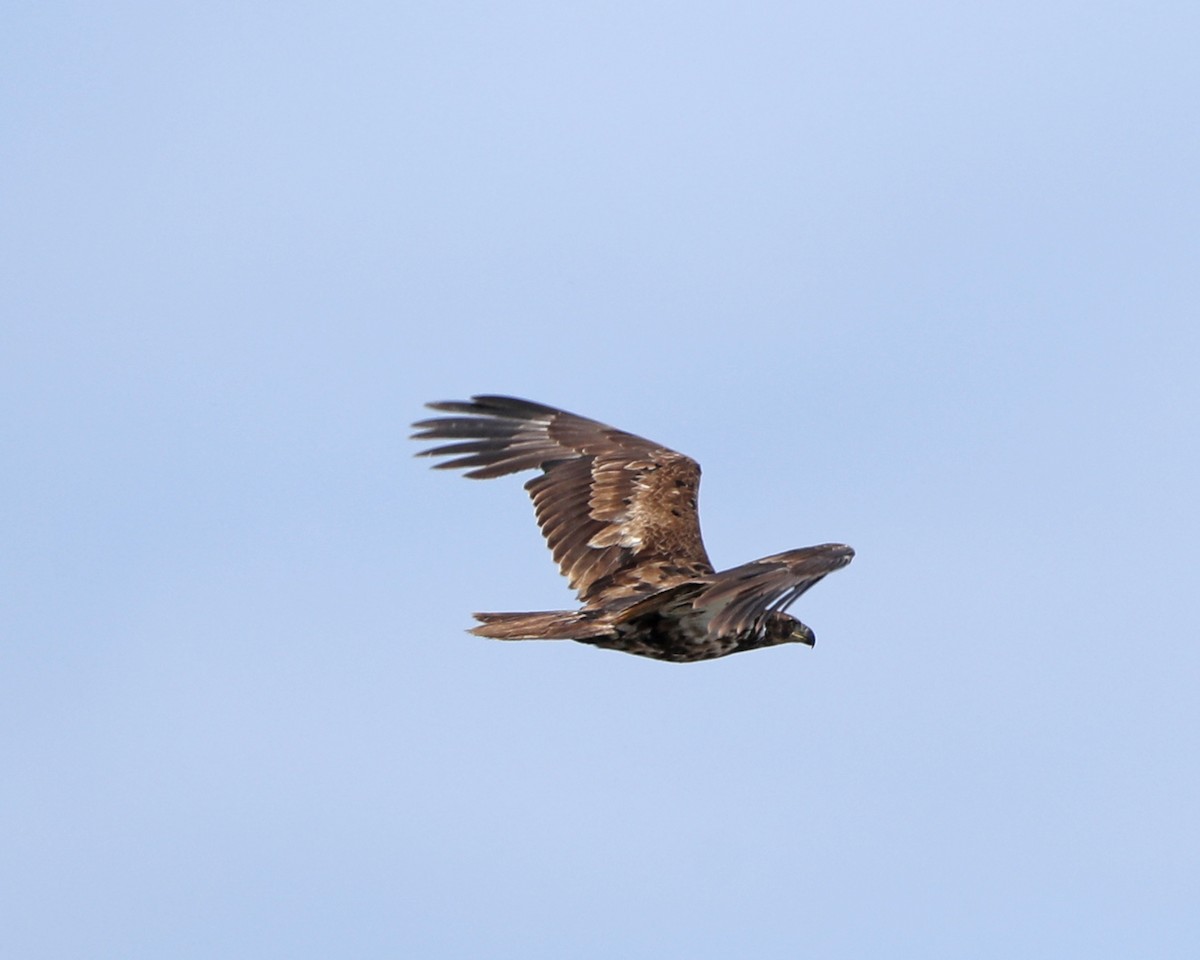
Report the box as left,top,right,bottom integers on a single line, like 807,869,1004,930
470,610,614,641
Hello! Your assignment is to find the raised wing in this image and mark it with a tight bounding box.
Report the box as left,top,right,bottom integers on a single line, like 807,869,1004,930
411,395,715,603
694,544,854,638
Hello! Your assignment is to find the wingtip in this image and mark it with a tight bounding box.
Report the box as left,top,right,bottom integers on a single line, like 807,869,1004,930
810,543,855,565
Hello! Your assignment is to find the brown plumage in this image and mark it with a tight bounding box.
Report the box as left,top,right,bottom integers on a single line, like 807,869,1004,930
412,395,853,662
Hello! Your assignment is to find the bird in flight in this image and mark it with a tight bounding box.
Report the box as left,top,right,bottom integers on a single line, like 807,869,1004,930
412,396,853,662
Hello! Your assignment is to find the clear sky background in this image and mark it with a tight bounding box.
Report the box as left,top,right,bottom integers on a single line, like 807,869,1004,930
3,2,1198,957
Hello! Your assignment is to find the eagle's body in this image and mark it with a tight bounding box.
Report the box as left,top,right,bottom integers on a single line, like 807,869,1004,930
413,395,853,662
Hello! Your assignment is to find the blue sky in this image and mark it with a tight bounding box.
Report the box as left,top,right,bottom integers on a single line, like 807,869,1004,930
3,2,1198,957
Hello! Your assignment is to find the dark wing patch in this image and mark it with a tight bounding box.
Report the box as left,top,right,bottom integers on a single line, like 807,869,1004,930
412,395,715,602
693,544,855,638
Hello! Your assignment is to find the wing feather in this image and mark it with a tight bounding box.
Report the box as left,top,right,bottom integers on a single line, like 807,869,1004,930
412,395,714,601
693,544,855,638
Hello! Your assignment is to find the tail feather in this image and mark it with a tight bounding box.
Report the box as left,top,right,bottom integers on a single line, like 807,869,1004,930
470,610,614,641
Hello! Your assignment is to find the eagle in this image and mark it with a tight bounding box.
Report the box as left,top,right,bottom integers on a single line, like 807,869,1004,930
412,395,853,662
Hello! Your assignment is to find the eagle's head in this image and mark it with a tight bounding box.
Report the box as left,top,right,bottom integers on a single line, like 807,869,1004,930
762,612,816,647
